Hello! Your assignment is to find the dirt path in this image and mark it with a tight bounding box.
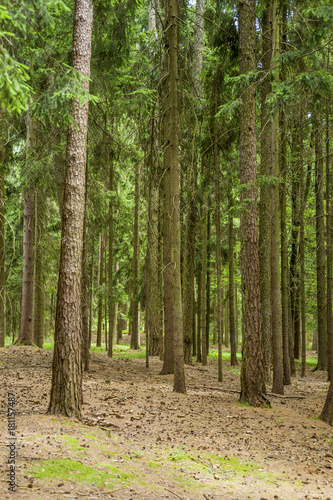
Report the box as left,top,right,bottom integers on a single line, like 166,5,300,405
0,343,332,499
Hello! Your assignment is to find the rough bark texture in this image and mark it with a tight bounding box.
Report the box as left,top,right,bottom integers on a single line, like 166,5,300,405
0,138,5,347
48,0,93,419
320,378,333,426
239,0,266,407
82,174,89,371
162,0,186,393
215,80,222,382
34,188,45,348
327,101,333,381
314,112,327,370
279,4,290,386
130,163,140,349
259,1,272,382
183,0,204,365
17,110,36,346
270,0,283,395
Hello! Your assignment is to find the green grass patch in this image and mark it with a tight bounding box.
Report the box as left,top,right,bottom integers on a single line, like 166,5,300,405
29,458,135,488
208,350,242,362
294,356,317,366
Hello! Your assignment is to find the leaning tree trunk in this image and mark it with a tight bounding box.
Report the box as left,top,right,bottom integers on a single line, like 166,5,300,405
48,0,93,418
238,0,266,407
17,109,36,346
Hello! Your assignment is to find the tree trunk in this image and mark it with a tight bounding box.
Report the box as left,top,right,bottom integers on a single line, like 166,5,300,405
279,3,290,386
96,233,104,348
196,271,202,362
201,194,208,366
48,0,93,418
320,378,333,426
259,0,272,382
131,162,140,349
108,154,114,357
163,0,186,393
0,136,6,347
215,81,222,381
229,193,237,366
239,0,266,406
270,0,283,394
314,112,327,370
326,99,333,381
82,166,89,371
34,188,45,348
17,109,36,346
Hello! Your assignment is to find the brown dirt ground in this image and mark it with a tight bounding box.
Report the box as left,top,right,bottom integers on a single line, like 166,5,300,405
0,338,332,500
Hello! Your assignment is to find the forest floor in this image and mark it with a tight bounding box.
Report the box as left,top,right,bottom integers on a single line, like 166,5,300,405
0,336,332,500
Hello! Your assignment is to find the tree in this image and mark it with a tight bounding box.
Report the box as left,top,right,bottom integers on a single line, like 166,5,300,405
48,0,93,418
238,0,266,406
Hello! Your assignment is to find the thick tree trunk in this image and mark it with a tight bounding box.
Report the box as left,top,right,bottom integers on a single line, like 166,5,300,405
279,4,290,385
34,188,45,348
270,0,283,394
314,112,327,370
131,162,140,349
320,378,333,426
259,1,272,382
239,0,266,406
48,0,93,418
326,100,333,381
0,139,5,347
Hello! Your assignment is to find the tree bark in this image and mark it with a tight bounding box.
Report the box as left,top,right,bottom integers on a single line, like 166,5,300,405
270,0,283,395
0,133,5,347
326,99,333,381
96,233,104,348
34,188,45,348
48,0,93,418
131,162,140,349
228,192,237,366
17,109,36,346
259,0,272,382
239,0,266,406
320,378,333,426
314,112,327,370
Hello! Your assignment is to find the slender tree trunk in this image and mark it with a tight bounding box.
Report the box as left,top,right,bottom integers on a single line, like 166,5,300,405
215,81,222,381
88,231,95,351
320,377,333,425
96,233,104,348
34,188,45,348
48,0,93,418
314,112,327,370
108,154,114,357
131,162,140,349
239,0,266,406
201,193,208,366
82,163,89,371
206,204,211,352
17,109,36,345
229,193,237,366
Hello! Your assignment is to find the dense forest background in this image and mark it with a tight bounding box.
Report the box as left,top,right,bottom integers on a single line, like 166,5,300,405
1,0,333,424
